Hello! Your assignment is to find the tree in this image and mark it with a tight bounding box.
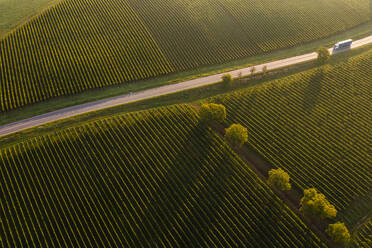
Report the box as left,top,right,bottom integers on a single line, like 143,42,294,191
300,188,337,220
250,66,256,75
225,124,248,148
326,222,350,245
262,65,268,76
221,74,232,87
267,168,291,191
238,71,243,82
199,103,226,124
316,47,330,64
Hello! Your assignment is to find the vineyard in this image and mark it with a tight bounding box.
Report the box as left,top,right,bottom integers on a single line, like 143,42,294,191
212,48,372,227
217,0,370,52
0,105,326,247
351,220,372,248
0,0,174,112
1,0,370,111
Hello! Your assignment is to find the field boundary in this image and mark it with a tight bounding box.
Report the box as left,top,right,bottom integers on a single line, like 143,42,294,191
0,43,371,150
0,0,63,39
1,36,371,138
1,21,371,125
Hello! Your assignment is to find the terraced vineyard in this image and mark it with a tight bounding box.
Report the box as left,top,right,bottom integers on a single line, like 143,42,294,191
0,105,326,247
213,49,372,227
1,0,370,111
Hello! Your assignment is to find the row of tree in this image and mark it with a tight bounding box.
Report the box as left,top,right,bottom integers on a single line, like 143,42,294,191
199,103,350,246
268,166,350,245
220,46,330,88
199,103,248,148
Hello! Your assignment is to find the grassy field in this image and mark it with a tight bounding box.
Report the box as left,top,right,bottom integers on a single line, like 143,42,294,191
0,0,60,37
210,49,372,228
0,105,325,247
0,0,370,112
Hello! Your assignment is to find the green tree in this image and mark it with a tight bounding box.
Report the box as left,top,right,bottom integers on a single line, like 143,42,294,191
225,124,248,148
326,222,350,245
267,168,291,191
221,74,232,87
238,71,243,82
199,103,226,124
262,65,268,76
250,66,256,75
300,188,337,220
316,47,330,64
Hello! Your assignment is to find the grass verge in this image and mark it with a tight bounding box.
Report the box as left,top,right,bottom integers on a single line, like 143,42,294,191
0,21,371,126
0,43,370,148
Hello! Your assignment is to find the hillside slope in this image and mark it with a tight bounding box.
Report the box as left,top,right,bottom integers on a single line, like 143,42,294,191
1,0,370,111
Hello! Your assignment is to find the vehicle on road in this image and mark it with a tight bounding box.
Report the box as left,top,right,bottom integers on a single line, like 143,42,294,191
332,39,352,54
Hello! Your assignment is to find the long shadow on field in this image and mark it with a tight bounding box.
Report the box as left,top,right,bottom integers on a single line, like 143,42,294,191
132,124,234,247
217,90,257,126
302,68,326,112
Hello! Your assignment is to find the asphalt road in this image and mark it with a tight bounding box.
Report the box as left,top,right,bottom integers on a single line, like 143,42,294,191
0,35,371,138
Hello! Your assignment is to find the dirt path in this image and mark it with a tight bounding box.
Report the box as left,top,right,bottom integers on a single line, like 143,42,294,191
209,121,337,247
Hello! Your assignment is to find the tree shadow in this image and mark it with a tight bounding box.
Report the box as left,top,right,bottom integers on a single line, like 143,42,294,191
131,124,233,247
302,68,327,112
215,90,257,126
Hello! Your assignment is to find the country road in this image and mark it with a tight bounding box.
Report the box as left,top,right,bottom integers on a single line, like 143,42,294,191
1,35,371,138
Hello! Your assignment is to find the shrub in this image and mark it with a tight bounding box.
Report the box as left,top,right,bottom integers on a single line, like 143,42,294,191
326,222,350,245
222,74,232,87
300,188,337,220
268,168,291,191
225,124,248,148
262,65,268,75
316,47,330,64
199,103,226,124
238,71,243,81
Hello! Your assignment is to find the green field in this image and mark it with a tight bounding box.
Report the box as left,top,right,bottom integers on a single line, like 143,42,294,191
0,105,325,247
0,0,370,112
0,0,60,37
0,39,370,248
0,2,371,246
211,49,372,227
